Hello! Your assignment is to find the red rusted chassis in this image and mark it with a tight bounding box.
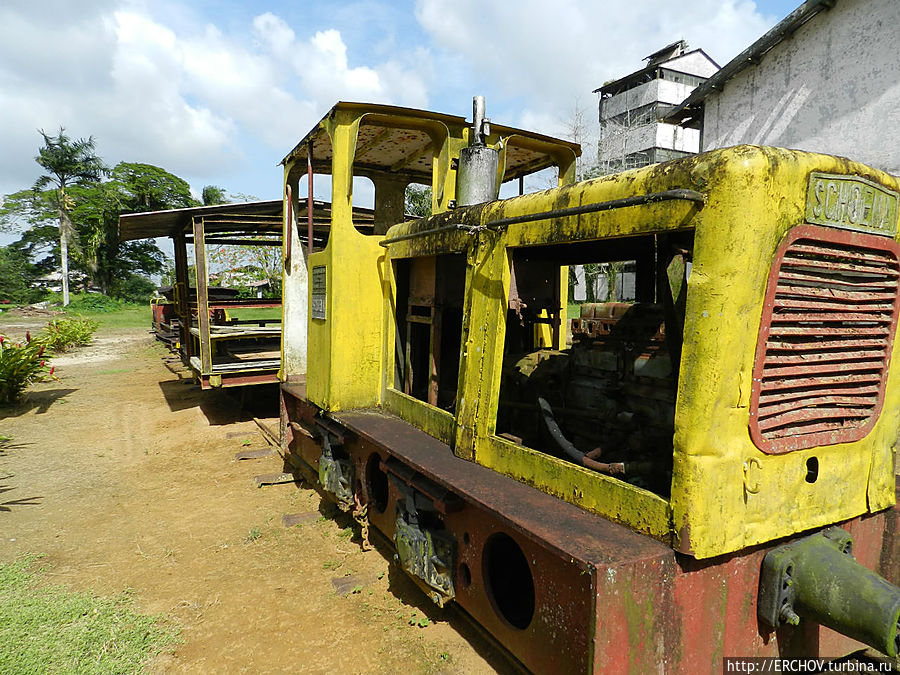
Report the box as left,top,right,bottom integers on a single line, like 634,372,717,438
197,369,280,390
281,385,899,673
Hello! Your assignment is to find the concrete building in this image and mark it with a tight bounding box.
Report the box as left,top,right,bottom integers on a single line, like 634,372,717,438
668,0,900,175
595,40,719,173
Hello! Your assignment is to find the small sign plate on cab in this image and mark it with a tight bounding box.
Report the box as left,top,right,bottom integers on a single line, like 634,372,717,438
806,172,899,236
311,266,326,320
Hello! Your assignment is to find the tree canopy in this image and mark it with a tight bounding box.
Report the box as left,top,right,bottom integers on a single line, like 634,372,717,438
32,128,106,304
1,131,203,302
34,128,106,194
404,184,432,217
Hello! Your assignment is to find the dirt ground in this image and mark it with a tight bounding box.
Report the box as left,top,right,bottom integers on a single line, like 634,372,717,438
0,319,511,674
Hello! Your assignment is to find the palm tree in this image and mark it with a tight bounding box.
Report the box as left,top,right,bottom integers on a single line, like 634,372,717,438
34,128,105,305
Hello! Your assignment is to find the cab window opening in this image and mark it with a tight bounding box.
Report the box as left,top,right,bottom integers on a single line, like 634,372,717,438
393,254,466,412
495,231,694,497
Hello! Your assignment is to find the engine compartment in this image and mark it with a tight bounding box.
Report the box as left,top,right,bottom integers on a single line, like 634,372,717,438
495,232,693,497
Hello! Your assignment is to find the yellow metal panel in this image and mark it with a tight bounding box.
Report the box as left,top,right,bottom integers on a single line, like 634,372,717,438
302,111,386,411
482,436,672,540
294,101,900,560
667,147,900,558
441,145,899,558
383,388,456,446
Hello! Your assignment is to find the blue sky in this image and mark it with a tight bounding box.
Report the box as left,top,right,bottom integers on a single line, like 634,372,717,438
0,0,799,227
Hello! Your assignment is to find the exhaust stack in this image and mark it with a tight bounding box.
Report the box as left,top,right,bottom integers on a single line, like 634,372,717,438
456,95,500,207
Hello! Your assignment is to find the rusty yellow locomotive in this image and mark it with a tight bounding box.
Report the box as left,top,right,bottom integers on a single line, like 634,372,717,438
278,98,900,673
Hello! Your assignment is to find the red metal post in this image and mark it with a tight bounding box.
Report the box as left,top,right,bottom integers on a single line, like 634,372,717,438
285,183,292,263
307,142,314,255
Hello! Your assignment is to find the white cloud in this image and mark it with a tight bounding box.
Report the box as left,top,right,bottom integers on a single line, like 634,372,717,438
415,0,775,137
0,2,432,199
0,0,778,204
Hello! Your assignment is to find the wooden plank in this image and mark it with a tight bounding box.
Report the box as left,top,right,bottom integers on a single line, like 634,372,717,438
254,417,279,446
281,512,319,528
234,448,276,460
193,216,212,375
208,360,280,372
173,229,192,360
229,350,281,361
330,573,375,596
253,472,299,487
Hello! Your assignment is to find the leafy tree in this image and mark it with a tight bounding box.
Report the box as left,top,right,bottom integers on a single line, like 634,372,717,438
404,184,432,217
111,162,195,212
109,273,157,303
207,241,281,298
0,244,43,304
202,185,229,206
68,162,191,294
0,190,59,274
4,137,221,302
33,128,106,305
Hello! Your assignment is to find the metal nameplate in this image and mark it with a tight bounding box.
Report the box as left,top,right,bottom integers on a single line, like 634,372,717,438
806,172,899,236
311,265,326,320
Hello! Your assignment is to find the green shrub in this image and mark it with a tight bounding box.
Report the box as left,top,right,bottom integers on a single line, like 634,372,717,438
109,274,157,304
0,333,54,404
65,294,123,313
39,316,99,352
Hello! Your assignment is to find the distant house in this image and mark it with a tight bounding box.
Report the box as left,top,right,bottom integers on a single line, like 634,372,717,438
667,0,900,175
32,270,89,293
594,40,720,173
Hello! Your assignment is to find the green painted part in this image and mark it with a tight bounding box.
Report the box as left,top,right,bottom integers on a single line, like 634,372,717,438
318,447,354,508
393,509,455,605
759,528,900,657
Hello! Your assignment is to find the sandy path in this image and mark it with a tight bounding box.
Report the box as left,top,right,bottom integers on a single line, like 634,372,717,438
0,320,507,674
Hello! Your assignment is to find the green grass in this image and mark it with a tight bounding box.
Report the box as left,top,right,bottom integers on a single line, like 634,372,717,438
73,305,149,332
0,554,178,674
226,306,282,322
0,294,150,333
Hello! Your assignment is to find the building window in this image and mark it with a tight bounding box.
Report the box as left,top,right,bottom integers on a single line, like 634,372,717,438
659,69,707,88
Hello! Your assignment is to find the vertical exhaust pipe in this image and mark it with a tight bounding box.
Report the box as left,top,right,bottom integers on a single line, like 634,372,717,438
456,95,500,207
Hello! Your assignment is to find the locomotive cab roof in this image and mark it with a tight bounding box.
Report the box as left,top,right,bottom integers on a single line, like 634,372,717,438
280,101,581,188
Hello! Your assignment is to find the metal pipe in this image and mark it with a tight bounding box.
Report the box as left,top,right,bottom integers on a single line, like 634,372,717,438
378,223,480,247
537,397,626,476
536,397,584,464
307,142,314,255
486,189,706,229
473,95,486,146
759,528,900,657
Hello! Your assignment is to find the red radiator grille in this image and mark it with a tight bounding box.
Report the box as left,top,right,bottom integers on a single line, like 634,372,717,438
750,225,900,454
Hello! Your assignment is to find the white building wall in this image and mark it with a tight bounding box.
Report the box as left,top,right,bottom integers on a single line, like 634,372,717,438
602,79,697,119
656,124,700,153
665,52,720,78
702,0,900,175
600,108,700,159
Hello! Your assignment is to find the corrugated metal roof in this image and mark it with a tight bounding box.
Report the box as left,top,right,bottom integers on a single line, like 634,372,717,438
119,199,378,243
592,48,720,98
118,200,283,242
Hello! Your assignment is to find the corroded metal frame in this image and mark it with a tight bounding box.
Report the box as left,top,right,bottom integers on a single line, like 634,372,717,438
750,224,900,453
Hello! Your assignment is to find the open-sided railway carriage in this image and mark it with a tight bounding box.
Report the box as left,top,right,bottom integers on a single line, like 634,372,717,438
119,199,375,389
279,100,900,673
